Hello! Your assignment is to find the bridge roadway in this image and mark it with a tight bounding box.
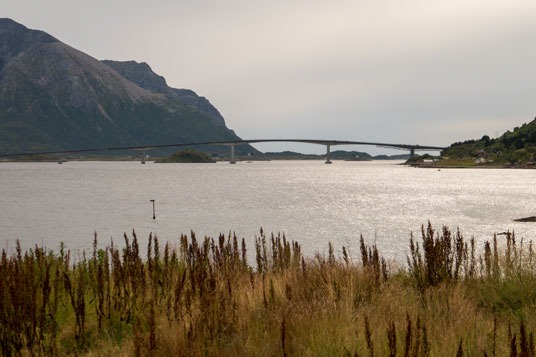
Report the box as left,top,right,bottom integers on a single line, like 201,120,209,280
0,139,446,164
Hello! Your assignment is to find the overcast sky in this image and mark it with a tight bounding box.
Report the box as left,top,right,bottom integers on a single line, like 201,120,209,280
3,0,536,154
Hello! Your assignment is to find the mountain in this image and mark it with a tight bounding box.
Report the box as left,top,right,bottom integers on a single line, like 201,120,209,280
261,150,408,160
0,18,255,156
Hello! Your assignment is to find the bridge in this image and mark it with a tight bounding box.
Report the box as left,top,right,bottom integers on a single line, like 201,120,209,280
0,139,445,164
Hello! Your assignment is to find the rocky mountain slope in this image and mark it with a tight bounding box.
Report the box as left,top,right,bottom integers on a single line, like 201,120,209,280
0,18,254,156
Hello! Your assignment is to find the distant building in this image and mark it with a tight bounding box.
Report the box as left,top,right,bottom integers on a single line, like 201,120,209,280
475,158,493,164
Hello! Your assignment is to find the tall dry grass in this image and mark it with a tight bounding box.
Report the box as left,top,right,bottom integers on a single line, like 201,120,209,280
1,224,536,356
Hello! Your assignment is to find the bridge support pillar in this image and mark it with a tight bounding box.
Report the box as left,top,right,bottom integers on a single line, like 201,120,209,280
325,144,332,164
141,150,146,164
409,148,415,159
230,144,236,164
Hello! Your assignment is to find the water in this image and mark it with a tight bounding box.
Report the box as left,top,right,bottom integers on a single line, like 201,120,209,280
1,160,535,263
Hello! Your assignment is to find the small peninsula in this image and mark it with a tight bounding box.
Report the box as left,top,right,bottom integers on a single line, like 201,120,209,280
407,116,536,168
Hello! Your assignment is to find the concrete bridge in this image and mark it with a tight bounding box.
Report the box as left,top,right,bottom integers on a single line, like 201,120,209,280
0,139,445,164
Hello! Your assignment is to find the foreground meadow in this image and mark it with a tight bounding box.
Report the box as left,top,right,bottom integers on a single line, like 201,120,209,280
1,224,536,356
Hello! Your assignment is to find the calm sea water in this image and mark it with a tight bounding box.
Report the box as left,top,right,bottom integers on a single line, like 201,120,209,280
1,160,535,263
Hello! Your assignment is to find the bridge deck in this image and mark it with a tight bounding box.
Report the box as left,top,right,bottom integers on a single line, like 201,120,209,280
0,139,445,158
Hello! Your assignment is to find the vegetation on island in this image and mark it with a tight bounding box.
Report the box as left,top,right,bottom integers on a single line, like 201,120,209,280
2,224,536,355
154,149,216,163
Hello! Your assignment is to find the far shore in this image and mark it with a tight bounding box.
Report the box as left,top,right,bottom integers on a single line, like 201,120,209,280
407,163,535,169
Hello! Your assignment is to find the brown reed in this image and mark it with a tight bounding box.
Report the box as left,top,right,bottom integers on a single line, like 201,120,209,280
1,224,536,355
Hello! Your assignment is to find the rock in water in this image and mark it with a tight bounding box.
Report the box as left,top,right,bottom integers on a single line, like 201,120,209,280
513,216,536,222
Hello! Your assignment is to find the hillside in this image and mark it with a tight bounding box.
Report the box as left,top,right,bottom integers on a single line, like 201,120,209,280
0,18,256,157
437,117,536,166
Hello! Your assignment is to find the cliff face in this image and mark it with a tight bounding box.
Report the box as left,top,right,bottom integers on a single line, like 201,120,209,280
102,60,226,127
0,18,251,156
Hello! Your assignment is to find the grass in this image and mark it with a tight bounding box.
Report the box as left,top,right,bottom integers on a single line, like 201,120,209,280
2,224,536,356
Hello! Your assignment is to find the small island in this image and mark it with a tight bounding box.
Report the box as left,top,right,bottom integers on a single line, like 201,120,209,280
155,149,216,163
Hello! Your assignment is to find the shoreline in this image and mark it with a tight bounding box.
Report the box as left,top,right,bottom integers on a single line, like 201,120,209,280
407,163,535,169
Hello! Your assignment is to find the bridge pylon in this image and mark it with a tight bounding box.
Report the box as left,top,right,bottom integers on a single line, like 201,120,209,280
230,144,236,164
325,144,332,164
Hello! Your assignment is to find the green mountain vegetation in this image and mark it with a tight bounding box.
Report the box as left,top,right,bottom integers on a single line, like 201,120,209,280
0,18,257,157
